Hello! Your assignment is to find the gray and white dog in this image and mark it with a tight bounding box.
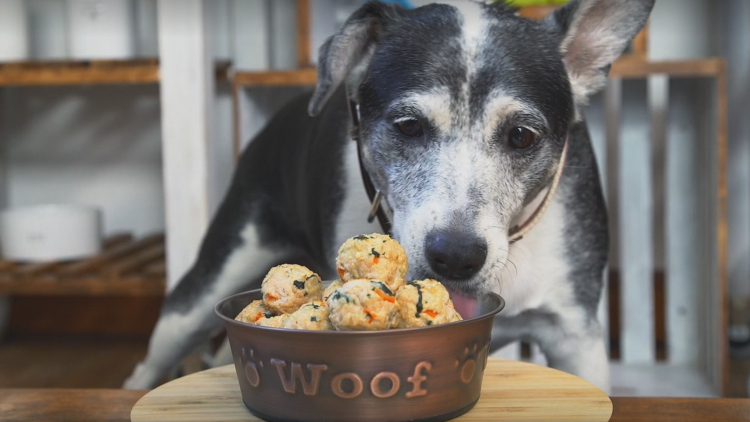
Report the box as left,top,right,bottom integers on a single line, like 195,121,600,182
125,0,654,392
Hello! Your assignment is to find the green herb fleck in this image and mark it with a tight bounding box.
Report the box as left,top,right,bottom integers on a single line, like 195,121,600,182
310,316,318,322
354,235,370,240
332,291,350,304
427,320,433,325
262,311,274,319
372,281,394,296
371,248,380,258
408,281,423,317
293,280,305,289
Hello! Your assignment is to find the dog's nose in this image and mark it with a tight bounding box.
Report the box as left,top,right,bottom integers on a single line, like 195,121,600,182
425,230,487,280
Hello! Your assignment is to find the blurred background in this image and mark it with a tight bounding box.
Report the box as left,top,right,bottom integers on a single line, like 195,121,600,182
0,0,747,399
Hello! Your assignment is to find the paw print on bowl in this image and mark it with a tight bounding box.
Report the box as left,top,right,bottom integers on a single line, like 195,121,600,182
454,341,489,384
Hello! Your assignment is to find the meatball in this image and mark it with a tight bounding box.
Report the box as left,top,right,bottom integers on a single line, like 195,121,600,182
283,300,332,330
322,279,343,301
261,264,323,314
235,300,275,325
256,314,289,328
396,279,461,328
336,234,408,292
327,279,399,331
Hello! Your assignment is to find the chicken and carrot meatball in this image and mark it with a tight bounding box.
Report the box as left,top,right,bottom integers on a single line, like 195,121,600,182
335,234,408,292
235,300,275,325
327,279,399,331
261,264,323,315
396,279,462,328
282,300,332,330
322,279,343,301
255,314,289,328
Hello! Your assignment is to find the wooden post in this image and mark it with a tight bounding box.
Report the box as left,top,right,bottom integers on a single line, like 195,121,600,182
605,78,622,359
232,81,241,161
716,61,729,397
157,0,216,291
0,88,8,337
632,22,649,58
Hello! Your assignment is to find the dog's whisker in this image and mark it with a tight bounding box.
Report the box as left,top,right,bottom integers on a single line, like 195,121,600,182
495,273,504,295
506,258,518,276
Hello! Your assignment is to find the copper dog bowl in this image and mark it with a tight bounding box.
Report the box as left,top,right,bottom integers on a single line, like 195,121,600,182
215,289,504,422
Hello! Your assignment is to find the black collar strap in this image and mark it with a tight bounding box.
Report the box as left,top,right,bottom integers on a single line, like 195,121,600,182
348,93,566,243
348,97,393,235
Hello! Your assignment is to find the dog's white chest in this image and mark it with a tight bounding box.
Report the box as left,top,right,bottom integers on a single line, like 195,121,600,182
494,197,576,316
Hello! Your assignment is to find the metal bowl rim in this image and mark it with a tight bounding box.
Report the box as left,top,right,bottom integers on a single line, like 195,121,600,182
215,288,504,336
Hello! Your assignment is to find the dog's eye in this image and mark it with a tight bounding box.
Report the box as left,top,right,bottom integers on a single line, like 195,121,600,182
507,127,537,149
395,119,424,138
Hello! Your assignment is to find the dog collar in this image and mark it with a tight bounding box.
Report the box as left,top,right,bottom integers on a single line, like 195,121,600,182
507,139,568,243
347,93,567,243
348,97,394,234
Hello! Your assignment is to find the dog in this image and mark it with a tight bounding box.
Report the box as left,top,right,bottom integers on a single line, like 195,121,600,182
124,0,654,392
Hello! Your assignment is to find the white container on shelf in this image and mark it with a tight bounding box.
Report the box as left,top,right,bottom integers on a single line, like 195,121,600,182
0,0,29,61
67,0,135,60
0,204,102,262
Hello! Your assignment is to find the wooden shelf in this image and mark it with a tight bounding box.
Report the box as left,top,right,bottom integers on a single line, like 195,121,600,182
232,67,317,87
228,57,725,90
610,57,726,79
0,59,231,87
0,233,166,297
517,5,560,20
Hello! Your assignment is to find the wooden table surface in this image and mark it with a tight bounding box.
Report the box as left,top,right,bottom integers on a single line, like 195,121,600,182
1,389,749,422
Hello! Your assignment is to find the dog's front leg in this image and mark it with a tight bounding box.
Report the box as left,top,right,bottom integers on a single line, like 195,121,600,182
123,219,295,389
124,294,223,389
538,319,610,394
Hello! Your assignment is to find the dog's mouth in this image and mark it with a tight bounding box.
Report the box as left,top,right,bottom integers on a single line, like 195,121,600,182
409,269,483,319
445,287,479,319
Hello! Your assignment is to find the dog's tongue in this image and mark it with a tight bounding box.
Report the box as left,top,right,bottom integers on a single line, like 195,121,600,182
446,288,478,319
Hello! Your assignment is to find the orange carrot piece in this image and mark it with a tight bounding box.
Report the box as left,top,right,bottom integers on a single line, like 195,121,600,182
337,267,346,278
423,309,438,318
375,288,395,303
364,309,375,323
373,256,380,264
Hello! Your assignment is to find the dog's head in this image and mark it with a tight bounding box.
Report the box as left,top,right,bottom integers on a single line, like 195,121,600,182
310,0,653,304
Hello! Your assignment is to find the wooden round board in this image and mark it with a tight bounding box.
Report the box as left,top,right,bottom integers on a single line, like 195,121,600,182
131,358,612,422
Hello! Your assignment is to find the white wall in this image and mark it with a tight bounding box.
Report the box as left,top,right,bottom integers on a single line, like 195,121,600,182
0,0,166,240
648,0,717,60
1,85,165,237
0,0,236,243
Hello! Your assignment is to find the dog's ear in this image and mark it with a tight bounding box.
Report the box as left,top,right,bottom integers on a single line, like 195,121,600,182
308,1,400,116
545,0,654,105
